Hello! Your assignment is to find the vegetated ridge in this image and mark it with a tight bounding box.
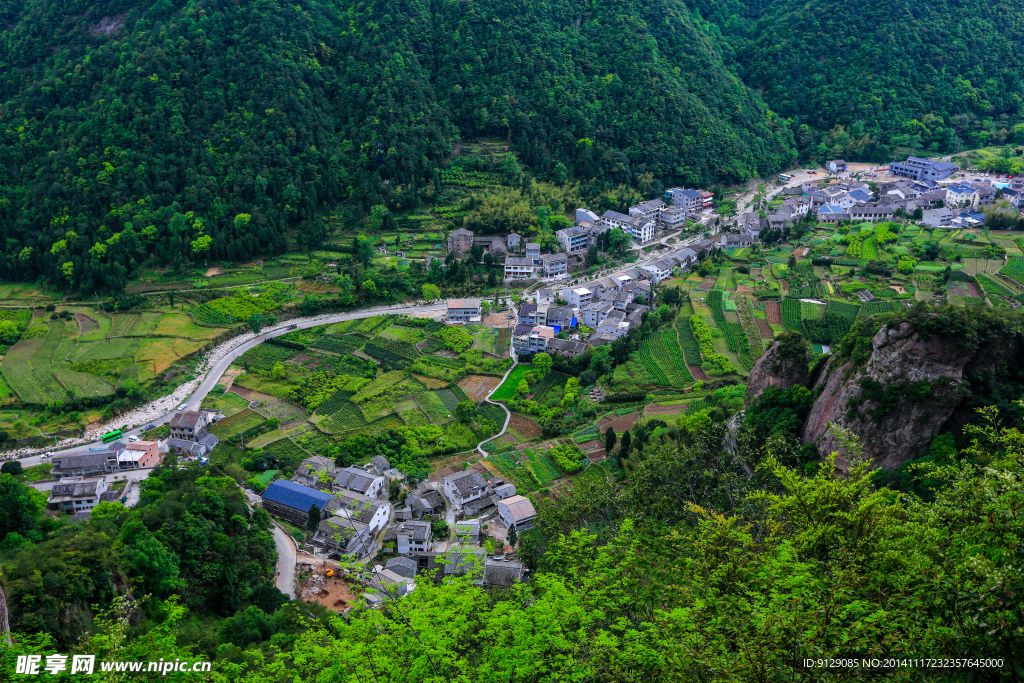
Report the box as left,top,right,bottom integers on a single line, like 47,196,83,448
0,0,793,291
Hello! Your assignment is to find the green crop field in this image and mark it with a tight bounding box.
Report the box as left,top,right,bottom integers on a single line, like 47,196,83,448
309,334,365,354
319,401,368,433
977,273,1014,297
999,257,1024,286
416,390,454,424
477,402,506,426
237,344,300,371
209,409,267,436
673,314,701,365
491,365,532,400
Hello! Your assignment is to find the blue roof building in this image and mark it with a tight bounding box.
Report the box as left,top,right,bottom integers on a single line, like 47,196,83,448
261,480,333,525
849,189,873,204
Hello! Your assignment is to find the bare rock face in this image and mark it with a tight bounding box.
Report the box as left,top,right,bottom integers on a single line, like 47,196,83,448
745,332,811,407
800,322,974,471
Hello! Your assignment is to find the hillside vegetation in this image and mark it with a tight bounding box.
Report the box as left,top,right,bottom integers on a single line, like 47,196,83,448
0,0,793,292
729,0,1024,160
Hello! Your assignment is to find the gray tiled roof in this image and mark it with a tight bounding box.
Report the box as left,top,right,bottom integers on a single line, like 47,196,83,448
483,559,525,586
169,411,204,430
386,556,418,574
335,467,377,493
445,469,487,496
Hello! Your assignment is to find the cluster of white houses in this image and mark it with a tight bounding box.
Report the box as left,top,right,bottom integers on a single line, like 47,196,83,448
446,186,719,283
258,456,535,594
743,163,1016,232
500,238,723,358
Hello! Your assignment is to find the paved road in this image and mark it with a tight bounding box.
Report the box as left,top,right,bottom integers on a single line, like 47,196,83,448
17,301,448,469
476,347,518,457
271,523,298,599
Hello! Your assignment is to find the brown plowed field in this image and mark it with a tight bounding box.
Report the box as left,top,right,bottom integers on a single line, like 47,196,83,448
75,313,99,336
764,300,782,325
577,439,608,462
509,413,542,440
688,365,709,381
754,318,774,338
459,374,502,402
597,411,640,433
644,403,688,416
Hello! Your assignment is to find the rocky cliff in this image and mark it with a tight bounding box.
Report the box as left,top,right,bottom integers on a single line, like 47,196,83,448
800,321,975,470
745,332,811,407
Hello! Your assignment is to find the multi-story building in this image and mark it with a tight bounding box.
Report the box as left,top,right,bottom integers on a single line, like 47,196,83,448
325,490,391,534
664,187,704,211
393,520,433,554
504,257,536,280
512,325,555,354
545,306,574,330
169,411,211,441
580,301,615,328
889,157,958,181
816,205,849,223
628,199,665,220
556,226,590,254
47,479,117,514
448,228,474,254
827,159,847,175
446,298,481,323
497,495,538,531
506,233,522,251
639,258,677,284
541,253,568,278
945,183,980,210
333,466,386,499
517,303,538,325
525,243,541,261
658,206,689,230
575,208,601,224
848,205,895,222
51,447,123,478
118,441,162,469
599,211,655,243
561,286,594,308
442,469,489,507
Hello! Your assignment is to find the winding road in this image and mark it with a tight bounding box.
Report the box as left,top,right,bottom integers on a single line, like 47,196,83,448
17,301,449,468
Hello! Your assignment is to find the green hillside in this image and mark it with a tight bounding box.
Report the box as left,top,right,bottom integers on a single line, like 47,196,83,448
0,0,794,292
733,0,1024,160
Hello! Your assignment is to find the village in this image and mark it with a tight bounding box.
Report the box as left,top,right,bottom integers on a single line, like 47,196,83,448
13,153,1024,617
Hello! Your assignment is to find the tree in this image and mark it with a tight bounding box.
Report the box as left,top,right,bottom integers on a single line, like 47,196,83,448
306,503,322,531
248,313,277,334
271,362,287,380
191,234,213,258
619,431,632,462
455,401,476,423
355,235,375,267
507,523,518,548
1,460,23,475
516,379,529,397
366,204,392,233
422,283,441,301
604,428,617,455
0,474,45,546
533,353,553,377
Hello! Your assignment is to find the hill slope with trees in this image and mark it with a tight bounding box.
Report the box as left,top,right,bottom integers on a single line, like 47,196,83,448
729,0,1024,162
0,0,794,292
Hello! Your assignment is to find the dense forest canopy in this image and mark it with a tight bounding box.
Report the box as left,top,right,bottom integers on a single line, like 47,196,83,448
0,0,793,292
697,0,1024,163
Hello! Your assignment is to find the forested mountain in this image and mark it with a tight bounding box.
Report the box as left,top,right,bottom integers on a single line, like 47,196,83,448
0,0,793,292
722,0,1024,162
